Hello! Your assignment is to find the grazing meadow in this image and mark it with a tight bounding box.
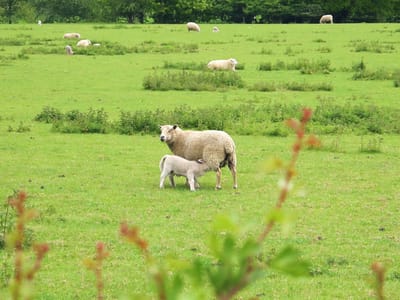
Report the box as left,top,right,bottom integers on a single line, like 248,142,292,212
0,23,399,299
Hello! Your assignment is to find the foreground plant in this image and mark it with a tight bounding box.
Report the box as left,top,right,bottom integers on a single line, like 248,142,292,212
6,191,49,300
121,108,319,299
84,242,110,300
371,261,386,300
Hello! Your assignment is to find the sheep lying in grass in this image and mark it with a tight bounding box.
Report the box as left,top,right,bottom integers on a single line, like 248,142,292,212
320,14,333,24
63,33,81,39
187,22,200,32
207,58,238,71
159,155,211,191
159,125,237,190
76,39,91,47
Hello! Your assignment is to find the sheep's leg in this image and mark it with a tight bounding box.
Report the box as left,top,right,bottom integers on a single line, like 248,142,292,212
160,171,168,189
215,168,222,190
187,174,196,191
194,178,200,189
229,165,238,189
169,174,176,187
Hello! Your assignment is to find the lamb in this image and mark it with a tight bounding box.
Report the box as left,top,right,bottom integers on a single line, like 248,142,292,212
159,155,211,191
320,14,333,24
207,58,238,71
212,26,220,32
76,39,91,47
159,125,237,190
65,45,73,55
63,33,81,39
186,22,200,32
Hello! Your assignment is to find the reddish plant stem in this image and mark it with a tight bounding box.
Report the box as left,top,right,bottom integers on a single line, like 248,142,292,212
226,109,313,300
371,262,386,300
8,191,49,300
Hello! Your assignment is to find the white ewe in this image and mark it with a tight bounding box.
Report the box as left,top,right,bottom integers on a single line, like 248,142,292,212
186,22,201,32
159,125,237,189
320,15,333,24
159,155,211,191
207,58,238,71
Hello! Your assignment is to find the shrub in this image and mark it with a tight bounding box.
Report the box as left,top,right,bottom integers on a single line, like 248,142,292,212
35,102,400,136
143,71,245,91
34,106,63,123
394,70,400,87
250,81,333,92
258,62,272,71
52,108,111,134
163,61,206,71
351,40,395,53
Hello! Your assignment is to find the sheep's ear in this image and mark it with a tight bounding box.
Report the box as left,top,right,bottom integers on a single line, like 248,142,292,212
173,124,178,130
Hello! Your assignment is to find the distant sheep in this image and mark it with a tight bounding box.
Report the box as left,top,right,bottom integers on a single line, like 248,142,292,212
187,22,200,32
159,155,211,191
63,33,81,39
65,45,73,55
212,26,220,32
320,14,333,24
159,125,237,189
76,39,91,47
207,58,238,71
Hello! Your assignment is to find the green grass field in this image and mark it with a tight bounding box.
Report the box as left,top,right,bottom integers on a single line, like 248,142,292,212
0,23,399,299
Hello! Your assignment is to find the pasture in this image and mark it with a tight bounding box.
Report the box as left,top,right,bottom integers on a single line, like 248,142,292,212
0,23,399,299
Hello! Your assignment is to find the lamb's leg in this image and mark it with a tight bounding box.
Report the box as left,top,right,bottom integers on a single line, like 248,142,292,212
160,171,168,189
215,168,222,190
187,174,196,191
169,174,176,187
188,177,196,192
194,177,200,189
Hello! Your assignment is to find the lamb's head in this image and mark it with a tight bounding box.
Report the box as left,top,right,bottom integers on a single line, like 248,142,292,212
159,124,179,143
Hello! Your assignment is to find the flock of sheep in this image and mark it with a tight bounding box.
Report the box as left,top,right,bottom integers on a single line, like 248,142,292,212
160,17,332,191
63,32,100,55
62,17,331,191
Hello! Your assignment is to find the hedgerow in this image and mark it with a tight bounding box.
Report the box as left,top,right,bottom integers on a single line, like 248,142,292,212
34,102,400,136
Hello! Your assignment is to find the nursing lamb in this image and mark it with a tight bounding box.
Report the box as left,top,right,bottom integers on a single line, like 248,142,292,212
159,155,211,191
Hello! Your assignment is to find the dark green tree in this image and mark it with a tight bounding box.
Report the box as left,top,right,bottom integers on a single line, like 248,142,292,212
109,0,156,23
1,0,18,23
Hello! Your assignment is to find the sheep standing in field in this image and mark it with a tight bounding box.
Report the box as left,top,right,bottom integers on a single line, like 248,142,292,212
187,22,200,32
320,14,333,24
207,58,238,71
65,45,73,55
159,155,211,191
76,39,91,47
159,125,237,190
212,26,220,32
63,33,81,39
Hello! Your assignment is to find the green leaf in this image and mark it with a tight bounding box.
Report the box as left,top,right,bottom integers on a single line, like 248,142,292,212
269,245,310,277
212,215,239,235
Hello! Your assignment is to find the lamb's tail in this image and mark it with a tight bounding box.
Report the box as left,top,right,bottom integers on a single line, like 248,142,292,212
159,155,168,171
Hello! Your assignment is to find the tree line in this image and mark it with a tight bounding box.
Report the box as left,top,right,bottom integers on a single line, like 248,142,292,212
1,0,399,24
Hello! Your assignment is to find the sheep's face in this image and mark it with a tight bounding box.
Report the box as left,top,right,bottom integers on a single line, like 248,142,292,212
159,125,177,143
229,58,238,65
